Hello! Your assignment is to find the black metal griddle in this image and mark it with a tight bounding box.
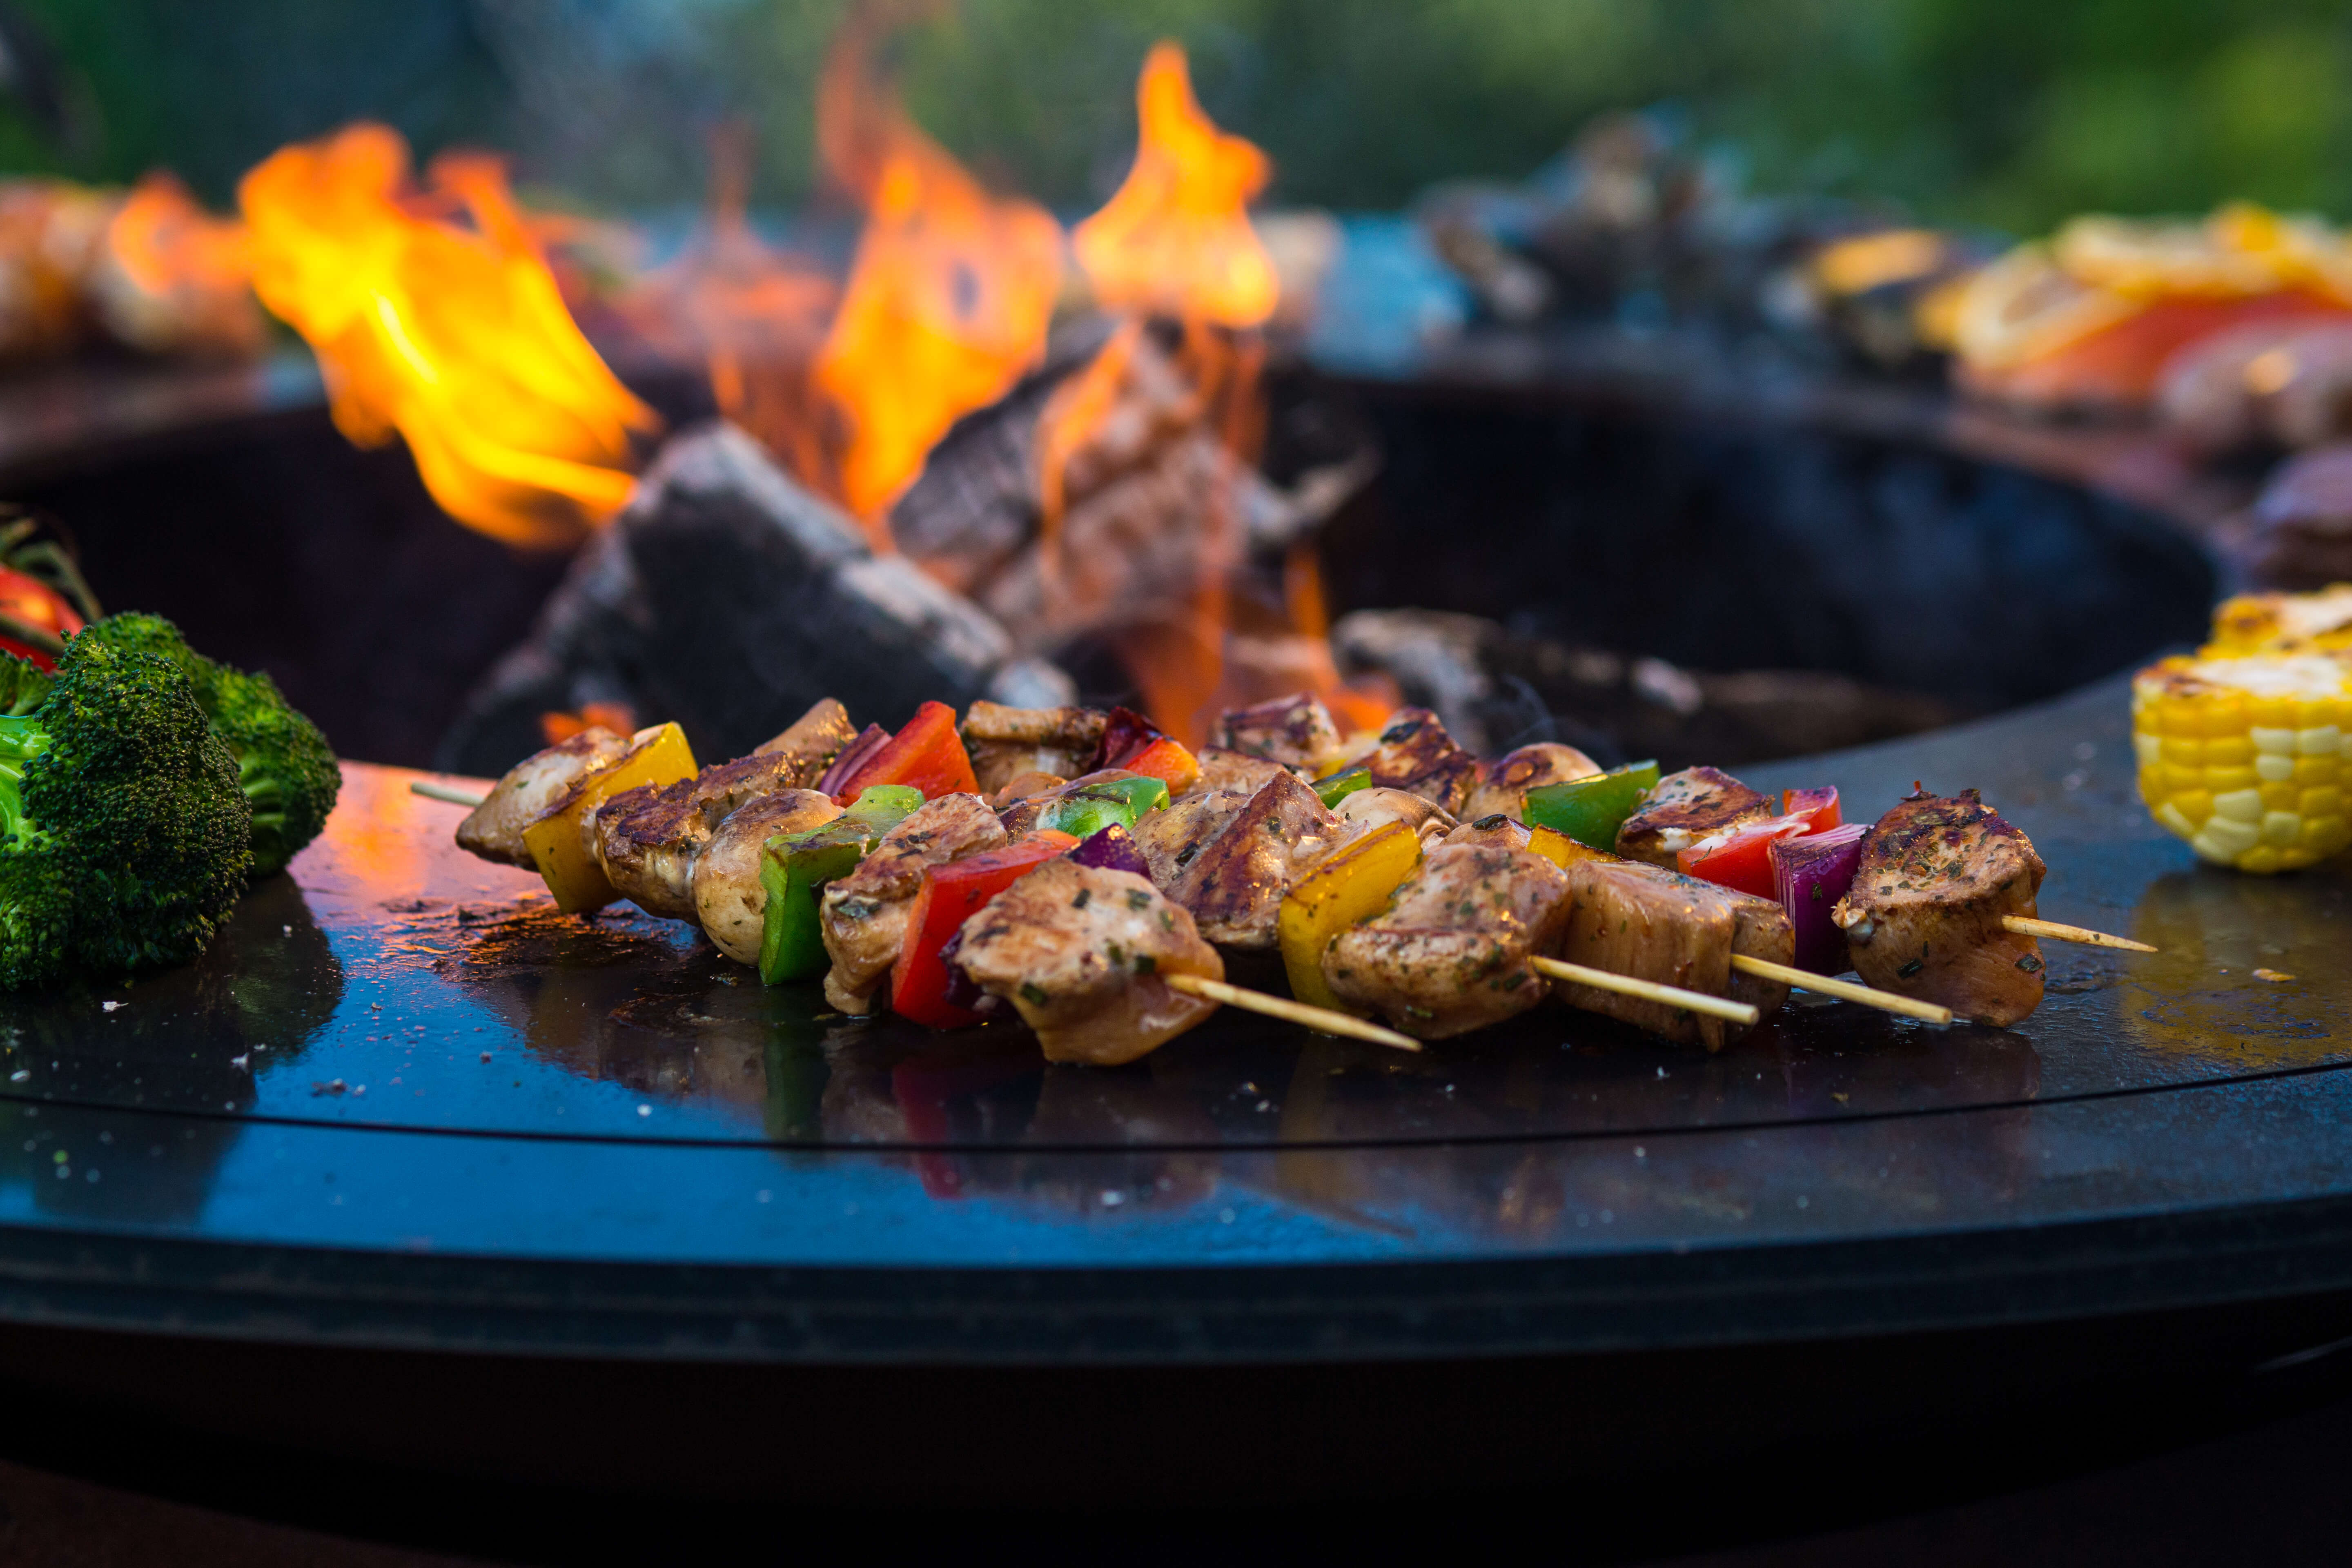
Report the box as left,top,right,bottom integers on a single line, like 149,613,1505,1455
0,672,2345,1550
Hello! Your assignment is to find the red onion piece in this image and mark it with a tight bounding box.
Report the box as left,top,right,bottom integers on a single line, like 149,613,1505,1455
1770,822,1868,974
1068,823,1150,877
816,723,890,797
934,927,1005,1019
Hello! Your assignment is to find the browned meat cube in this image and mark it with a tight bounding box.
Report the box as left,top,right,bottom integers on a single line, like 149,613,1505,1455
1131,788,1250,891
1832,788,2047,1027
1193,746,1291,797
1724,889,1796,1021
1214,691,1344,772
1169,771,1354,949
753,697,859,780
692,789,843,964
1613,766,1776,867
1555,859,1768,1049
960,701,1108,795
987,771,1068,811
1356,707,1482,816
1326,842,1571,1039
455,726,633,867
820,793,1008,1013
1462,742,1604,822
1333,786,1456,845
597,750,815,920
953,859,1224,1065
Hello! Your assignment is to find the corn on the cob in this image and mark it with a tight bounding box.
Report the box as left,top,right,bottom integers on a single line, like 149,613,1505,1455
2204,583,2352,656
2133,653,2352,872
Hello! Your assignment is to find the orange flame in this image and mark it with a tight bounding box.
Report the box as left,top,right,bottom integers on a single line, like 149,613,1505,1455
810,9,1063,533
95,171,266,358
238,124,657,549
1072,42,1278,330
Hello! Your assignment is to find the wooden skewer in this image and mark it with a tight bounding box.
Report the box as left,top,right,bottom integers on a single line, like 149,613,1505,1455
410,781,489,808
2000,915,2156,953
1163,972,1423,1052
1728,953,1953,1026
1530,955,1760,1027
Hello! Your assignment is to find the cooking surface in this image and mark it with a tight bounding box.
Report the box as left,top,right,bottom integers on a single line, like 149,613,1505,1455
0,673,2348,1313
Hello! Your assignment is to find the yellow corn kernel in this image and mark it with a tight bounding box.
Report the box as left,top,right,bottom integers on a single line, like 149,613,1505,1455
2203,735,2253,766
2249,696,2299,729
2303,786,2342,817
2167,763,2209,793
2298,701,2343,732
2296,756,2337,785
2171,789,2213,824
2303,815,2347,848
2162,735,2205,764
2257,782,2299,813
2238,845,2285,873
2207,766,2258,794
2196,698,2248,736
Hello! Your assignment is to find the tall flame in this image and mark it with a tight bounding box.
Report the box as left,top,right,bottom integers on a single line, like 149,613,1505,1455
94,171,266,357
809,8,1063,533
239,124,657,549
1072,42,1278,330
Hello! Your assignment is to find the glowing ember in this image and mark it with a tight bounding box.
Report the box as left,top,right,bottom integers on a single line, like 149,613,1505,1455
239,124,657,549
810,10,1062,533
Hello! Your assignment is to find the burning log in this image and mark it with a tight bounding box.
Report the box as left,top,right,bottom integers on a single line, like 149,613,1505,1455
437,422,1071,777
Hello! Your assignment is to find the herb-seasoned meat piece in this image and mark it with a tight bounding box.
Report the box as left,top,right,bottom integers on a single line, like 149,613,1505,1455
953,859,1223,1065
1613,766,1776,867
753,697,858,779
960,701,1107,795
1169,771,1353,949
1357,707,1482,816
1193,746,1290,797
1832,788,2047,1027
692,789,841,964
597,751,813,920
1131,788,1249,891
1325,842,1571,1039
1555,858,1786,1049
987,771,1067,810
819,793,1007,1013
1334,786,1456,844
1214,691,1344,773
1462,742,1603,822
455,726,633,867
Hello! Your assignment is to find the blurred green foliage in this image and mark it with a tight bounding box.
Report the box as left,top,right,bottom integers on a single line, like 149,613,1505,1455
3,0,2351,235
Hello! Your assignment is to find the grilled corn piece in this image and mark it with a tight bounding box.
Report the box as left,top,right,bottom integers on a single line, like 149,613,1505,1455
2205,583,2352,656
2132,653,2352,872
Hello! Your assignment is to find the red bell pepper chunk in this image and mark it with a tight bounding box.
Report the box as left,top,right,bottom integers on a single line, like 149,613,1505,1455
890,831,1079,1029
1093,706,1200,795
1781,786,1841,834
832,700,981,804
1676,814,1812,899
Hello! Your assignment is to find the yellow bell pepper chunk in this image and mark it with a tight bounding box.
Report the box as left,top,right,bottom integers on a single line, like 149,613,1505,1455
1278,820,1422,1013
1526,824,1617,868
521,723,698,913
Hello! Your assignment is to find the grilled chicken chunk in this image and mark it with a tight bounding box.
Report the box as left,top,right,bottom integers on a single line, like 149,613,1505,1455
1556,859,1788,1049
596,751,814,920
692,789,842,964
753,697,859,778
1214,692,1345,773
1193,746,1291,797
820,793,1008,1013
953,859,1223,1065
1462,742,1604,822
1334,786,1456,845
1613,766,1777,867
1131,789,1250,891
1169,771,1353,949
960,701,1108,796
987,771,1067,810
454,727,633,867
1326,842,1571,1039
1832,788,2047,1027
1356,708,1483,816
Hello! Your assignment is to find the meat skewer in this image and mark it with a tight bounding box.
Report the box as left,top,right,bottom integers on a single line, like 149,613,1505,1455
1527,956,1760,1026
1160,973,1422,1051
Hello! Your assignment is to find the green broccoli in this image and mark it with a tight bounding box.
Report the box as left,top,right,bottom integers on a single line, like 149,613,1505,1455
0,637,252,990
80,613,340,878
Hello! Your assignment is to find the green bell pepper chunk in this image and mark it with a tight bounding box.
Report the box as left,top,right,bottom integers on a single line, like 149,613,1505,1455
1313,764,1372,809
1036,774,1169,839
757,784,924,985
1523,760,1661,850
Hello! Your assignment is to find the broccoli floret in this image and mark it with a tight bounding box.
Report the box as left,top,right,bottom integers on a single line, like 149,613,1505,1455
80,613,340,878
0,638,252,989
